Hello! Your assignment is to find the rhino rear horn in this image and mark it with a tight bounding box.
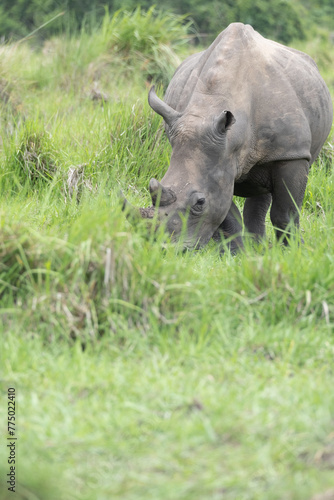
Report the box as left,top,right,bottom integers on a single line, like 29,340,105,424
149,178,176,207
148,86,181,127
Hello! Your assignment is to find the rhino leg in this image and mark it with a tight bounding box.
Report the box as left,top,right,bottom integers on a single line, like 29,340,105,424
270,159,309,245
243,193,272,241
212,201,244,253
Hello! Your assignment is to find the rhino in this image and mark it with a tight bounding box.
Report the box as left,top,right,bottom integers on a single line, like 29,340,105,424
124,23,333,250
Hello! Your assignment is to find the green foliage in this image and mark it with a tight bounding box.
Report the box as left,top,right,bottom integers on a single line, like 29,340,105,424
102,6,191,55
305,0,334,31
234,0,305,43
1,13,334,500
158,0,305,43
100,6,193,86
0,7,190,91
0,0,65,40
0,0,331,44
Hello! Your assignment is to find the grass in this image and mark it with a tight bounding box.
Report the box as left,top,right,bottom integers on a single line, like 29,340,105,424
1,9,334,500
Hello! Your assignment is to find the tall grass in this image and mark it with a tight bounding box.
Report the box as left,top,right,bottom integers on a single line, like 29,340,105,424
1,7,334,343
100,6,193,85
0,6,192,99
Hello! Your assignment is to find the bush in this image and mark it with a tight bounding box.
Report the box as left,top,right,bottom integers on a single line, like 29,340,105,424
2,0,334,46
100,6,193,86
15,129,58,186
235,0,305,43
121,0,306,44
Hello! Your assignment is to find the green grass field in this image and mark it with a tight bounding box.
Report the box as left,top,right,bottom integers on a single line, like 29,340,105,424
1,11,334,500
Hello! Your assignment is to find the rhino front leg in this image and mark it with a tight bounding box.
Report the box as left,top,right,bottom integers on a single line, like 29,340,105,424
212,201,244,253
243,193,272,241
270,159,309,245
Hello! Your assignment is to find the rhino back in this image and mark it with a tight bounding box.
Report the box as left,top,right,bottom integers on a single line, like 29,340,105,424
164,23,333,171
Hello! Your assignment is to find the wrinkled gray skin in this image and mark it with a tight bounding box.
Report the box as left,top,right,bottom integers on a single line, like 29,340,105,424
132,23,333,250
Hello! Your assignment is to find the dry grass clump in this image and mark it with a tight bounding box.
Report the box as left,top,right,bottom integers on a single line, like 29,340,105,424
64,164,95,203
88,81,109,102
15,131,58,184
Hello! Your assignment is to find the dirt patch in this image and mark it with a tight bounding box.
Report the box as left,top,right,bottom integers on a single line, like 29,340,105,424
310,489,334,500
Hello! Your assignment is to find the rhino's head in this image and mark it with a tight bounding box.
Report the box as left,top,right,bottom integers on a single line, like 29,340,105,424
126,87,240,249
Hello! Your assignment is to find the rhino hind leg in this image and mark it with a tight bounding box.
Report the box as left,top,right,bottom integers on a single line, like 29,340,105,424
212,201,244,254
243,193,272,241
269,159,309,245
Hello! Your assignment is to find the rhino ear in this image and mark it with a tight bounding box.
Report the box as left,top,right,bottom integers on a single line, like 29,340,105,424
216,110,236,133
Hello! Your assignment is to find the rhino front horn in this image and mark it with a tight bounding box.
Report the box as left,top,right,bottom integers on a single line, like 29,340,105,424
119,190,155,224
119,190,141,223
149,178,176,207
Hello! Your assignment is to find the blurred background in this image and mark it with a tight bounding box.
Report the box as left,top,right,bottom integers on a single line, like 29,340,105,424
1,0,334,45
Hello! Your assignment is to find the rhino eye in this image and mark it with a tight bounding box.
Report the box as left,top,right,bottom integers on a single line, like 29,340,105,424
196,198,205,206
191,197,206,214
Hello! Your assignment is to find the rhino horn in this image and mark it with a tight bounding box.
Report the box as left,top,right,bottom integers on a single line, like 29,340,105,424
148,86,181,127
119,190,140,222
119,190,154,224
149,178,177,207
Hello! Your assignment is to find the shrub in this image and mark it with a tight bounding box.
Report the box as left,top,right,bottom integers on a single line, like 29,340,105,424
14,129,58,186
100,6,193,86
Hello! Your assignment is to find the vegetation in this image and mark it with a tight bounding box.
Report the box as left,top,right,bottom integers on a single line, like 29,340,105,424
2,0,334,43
1,6,334,500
